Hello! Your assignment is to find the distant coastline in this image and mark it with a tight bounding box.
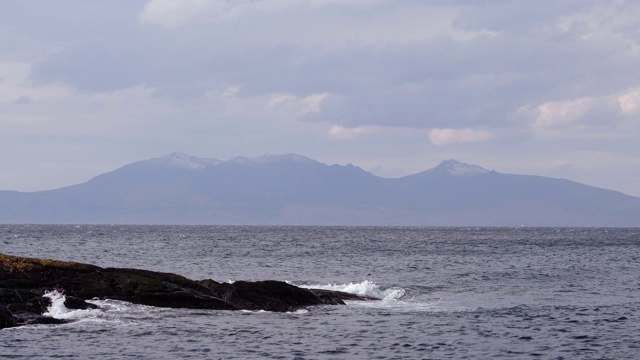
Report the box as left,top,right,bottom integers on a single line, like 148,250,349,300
1,153,639,227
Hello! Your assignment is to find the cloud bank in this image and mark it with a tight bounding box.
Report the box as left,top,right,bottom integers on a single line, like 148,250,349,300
0,0,639,195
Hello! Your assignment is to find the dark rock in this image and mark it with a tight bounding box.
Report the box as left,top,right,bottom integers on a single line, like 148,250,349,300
64,295,100,310
0,305,16,329
0,288,49,313
13,313,69,326
309,288,378,303
25,294,51,314
205,280,343,312
53,269,237,310
0,252,377,327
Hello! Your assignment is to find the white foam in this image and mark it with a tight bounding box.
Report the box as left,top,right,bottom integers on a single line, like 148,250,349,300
302,280,405,302
238,307,308,315
43,290,104,321
240,309,269,314
42,291,162,325
289,308,309,314
302,280,458,313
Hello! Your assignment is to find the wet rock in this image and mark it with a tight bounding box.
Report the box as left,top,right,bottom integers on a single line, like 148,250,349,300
309,288,378,303
25,295,51,314
0,252,376,325
13,313,69,326
0,288,49,314
40,293,100,311
0,305,16,329
204,280,343,312
63,295,100,310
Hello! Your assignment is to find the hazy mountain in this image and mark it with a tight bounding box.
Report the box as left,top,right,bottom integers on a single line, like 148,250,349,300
1,153,639,226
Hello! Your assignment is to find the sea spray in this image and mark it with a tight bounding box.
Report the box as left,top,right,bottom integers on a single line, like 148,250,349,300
299,281,456,312
43,290,104,320
300,280,406,302
43,290,135,323
42,290,69,318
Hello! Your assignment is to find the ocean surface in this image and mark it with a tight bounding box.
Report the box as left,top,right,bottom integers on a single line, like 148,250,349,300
1,225,639,359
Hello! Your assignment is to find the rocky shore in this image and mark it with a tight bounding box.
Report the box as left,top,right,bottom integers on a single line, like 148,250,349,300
0,253,375,329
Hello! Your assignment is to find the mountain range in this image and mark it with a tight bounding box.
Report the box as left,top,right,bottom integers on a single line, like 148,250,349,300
1,152,639,226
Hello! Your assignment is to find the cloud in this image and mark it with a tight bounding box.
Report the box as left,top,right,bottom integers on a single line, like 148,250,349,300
27,0,637,137
0,62,72,104
328,125,381,140
556,2,640,55
12,1,640,136
263,92,328,117
618,88,640,114
523,87,640,139
139,0,226,27
531,97,601,128
138,0,383,28
2,1,640,196
208,84,242,98
301,93,327,113
428,128,494,145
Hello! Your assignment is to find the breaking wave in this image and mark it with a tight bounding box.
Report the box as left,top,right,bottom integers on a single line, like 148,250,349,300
300,280,452,312
42,290,164,325
43,290,104,321
302,280,405,302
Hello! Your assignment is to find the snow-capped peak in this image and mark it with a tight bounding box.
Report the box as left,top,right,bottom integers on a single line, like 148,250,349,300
152,152,222,170
226,154,317,165
434,159,489,177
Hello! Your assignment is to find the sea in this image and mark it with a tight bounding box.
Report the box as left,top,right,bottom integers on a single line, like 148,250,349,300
1,225,639,359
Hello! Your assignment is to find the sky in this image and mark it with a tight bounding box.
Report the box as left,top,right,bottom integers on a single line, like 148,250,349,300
1,0,639,196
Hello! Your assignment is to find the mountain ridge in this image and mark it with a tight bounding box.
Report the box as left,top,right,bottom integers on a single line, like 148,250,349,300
1,153,639,227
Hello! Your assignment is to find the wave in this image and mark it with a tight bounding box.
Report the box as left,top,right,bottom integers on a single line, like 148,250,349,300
301,280,405,302
300,280,454,312
43,290,105,321
42,290,164,325
39,281,455,323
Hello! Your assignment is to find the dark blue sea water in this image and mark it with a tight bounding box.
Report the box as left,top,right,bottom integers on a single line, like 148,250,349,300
1,225,639,359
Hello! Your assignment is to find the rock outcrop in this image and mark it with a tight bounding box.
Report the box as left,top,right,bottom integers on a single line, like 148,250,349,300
0,305,16,328
0,253,375,329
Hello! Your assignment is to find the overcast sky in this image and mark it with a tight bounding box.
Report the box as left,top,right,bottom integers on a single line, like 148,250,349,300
1,0,639,196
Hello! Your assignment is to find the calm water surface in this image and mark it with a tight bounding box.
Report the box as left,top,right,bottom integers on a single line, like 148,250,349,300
1,225,639,359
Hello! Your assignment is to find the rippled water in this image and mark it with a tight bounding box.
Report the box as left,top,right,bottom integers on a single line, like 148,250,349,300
1,225,639,359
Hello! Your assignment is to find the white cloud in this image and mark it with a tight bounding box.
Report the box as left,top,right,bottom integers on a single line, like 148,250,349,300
136,0,491,47
265,92,327,114
0,62,72,105
0,59,171,133
301,93,327,113
207,84,242,98
0,62,30,84
531,97,598,128
328,125,381,140
428,128,494,146
524,87,640,139
267,93,296,108
3,1,640,196
618,88,640,114
138,0,216,27
556,2,640,56
138,0,299,28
